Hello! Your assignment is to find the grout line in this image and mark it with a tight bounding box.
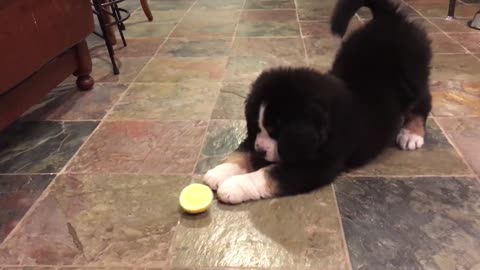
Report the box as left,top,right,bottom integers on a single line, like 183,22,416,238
432,117,477,175
230,0,246,49
293,0,309,63
332,184,354,270
406,3,475,56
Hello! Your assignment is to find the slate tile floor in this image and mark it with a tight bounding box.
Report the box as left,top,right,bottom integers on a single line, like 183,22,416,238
1,0,480,269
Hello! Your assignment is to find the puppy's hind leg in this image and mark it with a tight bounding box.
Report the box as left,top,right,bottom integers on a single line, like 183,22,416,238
397,93,432,151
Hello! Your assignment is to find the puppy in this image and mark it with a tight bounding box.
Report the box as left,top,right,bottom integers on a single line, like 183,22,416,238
204,0,432,204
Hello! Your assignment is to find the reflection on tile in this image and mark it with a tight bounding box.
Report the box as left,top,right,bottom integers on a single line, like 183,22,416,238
128,10,186,24
225,37,306,83
195,120,245,174
157,38,231,57
0,175,55,242
432,54,480,83
335,177,480,270
193,0,244,10
24,84,128,121
149,0,195,10
67,121,207,174
448,33,480,53
0,122,98,174
0,174,190,266
136,57,228,83
90,38,164,58
171,10,240,38
172,186,348,269
211,84,249,120
237,10,300,36
245,0,295,9
92,56,151,83
429,18,477,33
109,82,219,120
429,33,466,54
351,120,470,176
432,89,480,117
437,117,480,175
123,23,175,39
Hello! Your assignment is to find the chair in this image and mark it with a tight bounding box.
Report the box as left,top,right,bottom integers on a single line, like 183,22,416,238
141,0,153,21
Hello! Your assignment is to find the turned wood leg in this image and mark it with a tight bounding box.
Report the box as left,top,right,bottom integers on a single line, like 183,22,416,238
74,40,95,91
140,0,154,21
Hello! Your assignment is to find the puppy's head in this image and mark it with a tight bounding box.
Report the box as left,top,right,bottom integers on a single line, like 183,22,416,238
245,68,335,163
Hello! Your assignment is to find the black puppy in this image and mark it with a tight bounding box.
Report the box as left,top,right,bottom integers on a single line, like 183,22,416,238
204,0,432,204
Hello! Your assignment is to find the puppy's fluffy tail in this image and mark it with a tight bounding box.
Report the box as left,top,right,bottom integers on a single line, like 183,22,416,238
330,0,400,37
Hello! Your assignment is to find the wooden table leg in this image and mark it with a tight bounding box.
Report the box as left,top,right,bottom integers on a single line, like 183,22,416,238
140,0,153,21
100,0,117,45
74,40,95,91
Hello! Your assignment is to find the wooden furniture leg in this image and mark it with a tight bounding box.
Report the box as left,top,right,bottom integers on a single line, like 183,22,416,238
140,0,153,21
73,40,95,91
448,0,456,18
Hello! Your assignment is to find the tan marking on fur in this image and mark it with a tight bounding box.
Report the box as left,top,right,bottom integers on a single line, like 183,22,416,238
262,165,279,196
404,114,426,137
224,152,254,173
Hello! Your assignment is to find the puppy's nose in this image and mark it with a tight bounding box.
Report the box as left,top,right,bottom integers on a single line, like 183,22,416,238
256,150,267,158
255,142,261,151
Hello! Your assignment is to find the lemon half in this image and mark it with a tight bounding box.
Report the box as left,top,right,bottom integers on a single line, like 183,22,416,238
179,183,214,214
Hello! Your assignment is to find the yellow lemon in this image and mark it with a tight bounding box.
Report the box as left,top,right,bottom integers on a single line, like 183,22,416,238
179,183,213,214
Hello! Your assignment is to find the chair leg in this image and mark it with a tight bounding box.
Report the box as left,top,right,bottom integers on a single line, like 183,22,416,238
74,40,95,91
448,0,456,18
140,0,153,21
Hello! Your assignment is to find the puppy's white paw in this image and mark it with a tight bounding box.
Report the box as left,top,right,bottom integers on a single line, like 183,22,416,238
396,128,424,151
203,163,246,190
217,169,275,204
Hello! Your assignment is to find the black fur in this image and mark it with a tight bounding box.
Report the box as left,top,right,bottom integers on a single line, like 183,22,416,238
238,0,432,196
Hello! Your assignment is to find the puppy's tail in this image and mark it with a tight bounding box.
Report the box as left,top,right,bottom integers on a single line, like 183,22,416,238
330,0,400,37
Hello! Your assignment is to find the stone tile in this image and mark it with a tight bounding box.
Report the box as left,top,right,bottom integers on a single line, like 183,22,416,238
23,84,128,121
157,38,231,57
244,0,295,9
171,10,240,38
429,33,467,54
149,0,195,10
335,176,480,270
431,54,480,83
195,120,245,174
351,120,471,176
171,186,348,269
136,57,228,83
300,18,363,38
304,37,342,72
192,0,245,10
91,56,151,83
357,5,419,19
296,0,336,20
0,174,191,266
432,88,480,117
128,10,186,24
0,175,55,243
436,118,480,175
429,18,477,33
211,84,250,120
67,121,207,174
409,2,452,17
108,82,220,121
0,122,98,174
224,37,306,83
237,10,300,37
90,38,164,58
448,33,480,53
123,23,175,39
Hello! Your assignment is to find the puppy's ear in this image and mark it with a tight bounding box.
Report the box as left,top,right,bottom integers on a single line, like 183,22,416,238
278,122,322,163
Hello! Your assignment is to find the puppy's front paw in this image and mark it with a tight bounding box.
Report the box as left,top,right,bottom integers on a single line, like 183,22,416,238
217,169,276,204
203,163,246,190
217,175,249,204
396,128,424,151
